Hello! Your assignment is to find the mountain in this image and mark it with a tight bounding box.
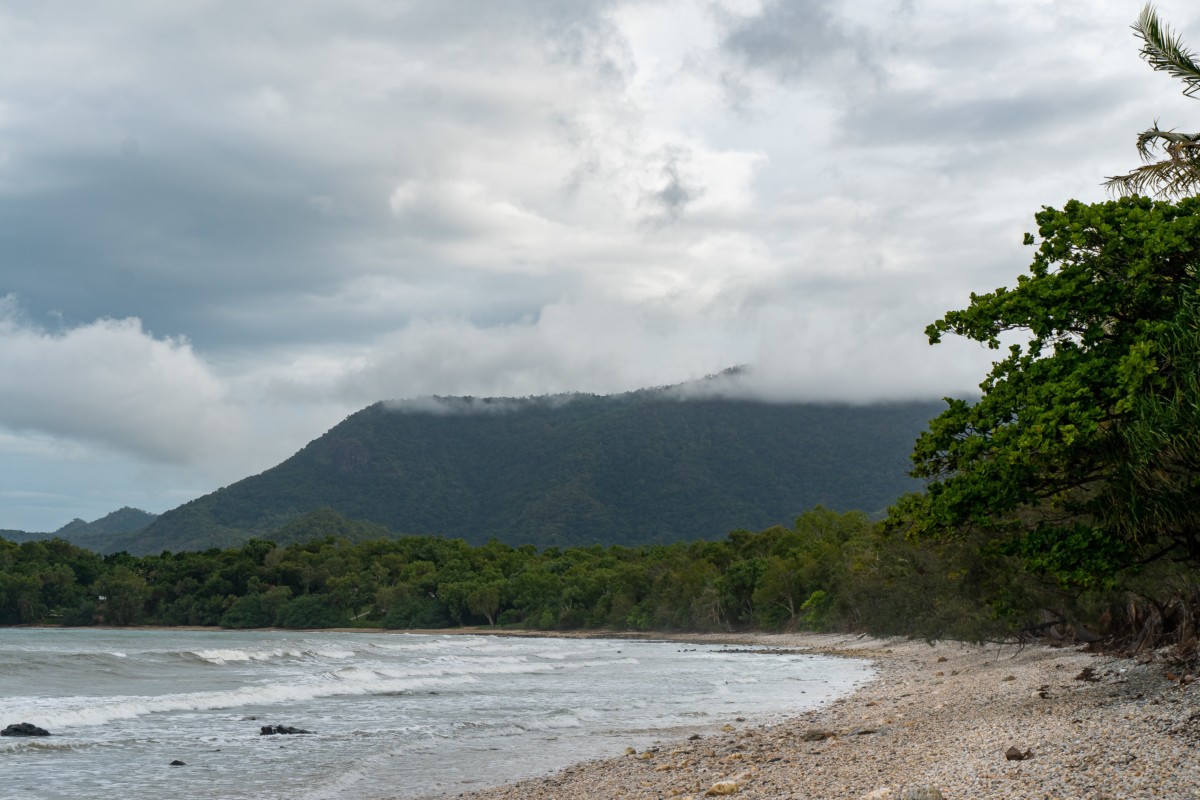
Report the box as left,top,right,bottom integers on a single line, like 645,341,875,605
106,389,943,554
2,507,158,547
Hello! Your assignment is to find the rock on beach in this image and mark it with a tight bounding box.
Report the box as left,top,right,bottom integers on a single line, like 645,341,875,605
446,631,1200,800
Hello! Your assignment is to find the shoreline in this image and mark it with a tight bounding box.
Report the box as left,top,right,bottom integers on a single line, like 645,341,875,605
440,632,1200,800
18,625,1200,796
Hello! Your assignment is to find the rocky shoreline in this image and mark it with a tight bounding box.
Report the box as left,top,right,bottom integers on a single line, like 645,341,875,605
444,632,1200,800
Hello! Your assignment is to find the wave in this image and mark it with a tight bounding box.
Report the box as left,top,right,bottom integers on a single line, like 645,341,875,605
183,646,355,665
15,672,482,731
8,652,631,731
0,650,143,676
0,736,93,754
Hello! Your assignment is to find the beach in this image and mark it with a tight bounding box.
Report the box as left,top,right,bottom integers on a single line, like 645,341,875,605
451,632,1200,800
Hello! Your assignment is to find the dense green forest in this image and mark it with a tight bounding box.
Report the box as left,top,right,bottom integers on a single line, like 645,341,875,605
104,393,941,554
0,507,1025,638
2,502,1190,646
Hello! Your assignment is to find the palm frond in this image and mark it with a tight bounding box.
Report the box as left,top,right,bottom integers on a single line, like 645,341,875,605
1104,155,1200,198
1135,3,1200,98
1134,123,1200,161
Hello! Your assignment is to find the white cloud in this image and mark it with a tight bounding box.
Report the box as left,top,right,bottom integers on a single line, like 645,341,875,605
0,296,243,464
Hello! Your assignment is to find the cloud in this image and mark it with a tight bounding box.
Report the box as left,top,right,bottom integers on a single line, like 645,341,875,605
0,296,242,463
721,0,872,82
248,286,998,408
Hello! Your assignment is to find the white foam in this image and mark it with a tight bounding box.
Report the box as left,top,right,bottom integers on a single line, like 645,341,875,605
14,673,480,730
185,645,356,665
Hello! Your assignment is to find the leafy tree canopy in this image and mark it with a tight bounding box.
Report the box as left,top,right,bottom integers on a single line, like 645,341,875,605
892,196,1200,588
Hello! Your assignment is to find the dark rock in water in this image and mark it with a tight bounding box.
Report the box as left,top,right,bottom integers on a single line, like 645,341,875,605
1,723,51,737
169,760,186,766
260,725,312,735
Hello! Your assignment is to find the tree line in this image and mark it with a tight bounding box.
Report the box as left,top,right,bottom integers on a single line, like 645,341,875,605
4,498,1189,646
0,506,1013,638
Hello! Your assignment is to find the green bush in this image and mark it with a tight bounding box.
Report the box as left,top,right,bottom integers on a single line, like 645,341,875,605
220,594,274,628
274,594,346,629
380,596,451,629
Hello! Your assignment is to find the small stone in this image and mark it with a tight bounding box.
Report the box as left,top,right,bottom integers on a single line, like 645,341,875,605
936,656,948,663
625,747,637,755
801,730,834,741
1005,746,1032,761
169,760,186,766
899,787,944,800
705,781,740,796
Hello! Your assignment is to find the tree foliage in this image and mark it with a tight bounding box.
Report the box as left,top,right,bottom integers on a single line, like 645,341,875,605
892,196,1200,592
1,506,1022,640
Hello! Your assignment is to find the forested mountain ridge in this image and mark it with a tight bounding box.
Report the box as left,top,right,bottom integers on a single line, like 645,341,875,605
2,507,157,547
109,391,942,554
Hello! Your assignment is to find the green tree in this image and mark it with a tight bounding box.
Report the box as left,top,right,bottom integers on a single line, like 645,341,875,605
274,594,346,628
466,581,505,626
220,593,274,628
893,196,1200,591
96,566,150,625
1106,4,1200,198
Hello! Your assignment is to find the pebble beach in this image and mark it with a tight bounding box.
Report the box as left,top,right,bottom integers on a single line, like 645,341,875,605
450,632,1200,800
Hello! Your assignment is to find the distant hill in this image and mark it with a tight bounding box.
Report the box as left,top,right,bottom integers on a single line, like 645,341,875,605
2,507,158,547
106,389,943,554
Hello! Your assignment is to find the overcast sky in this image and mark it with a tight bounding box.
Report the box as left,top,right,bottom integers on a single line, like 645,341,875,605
2,0,1196,531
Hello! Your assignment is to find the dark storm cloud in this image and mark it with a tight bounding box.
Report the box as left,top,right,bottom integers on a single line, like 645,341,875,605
0,0,626,350
721,0,873,80
0,145,371,343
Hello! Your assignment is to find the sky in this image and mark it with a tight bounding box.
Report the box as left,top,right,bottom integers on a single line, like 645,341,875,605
2,0,1196,532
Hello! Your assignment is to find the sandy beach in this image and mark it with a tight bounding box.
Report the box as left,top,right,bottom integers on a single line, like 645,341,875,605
448,632,1200,800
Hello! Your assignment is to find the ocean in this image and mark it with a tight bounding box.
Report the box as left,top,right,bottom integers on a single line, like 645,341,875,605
0,628,873,800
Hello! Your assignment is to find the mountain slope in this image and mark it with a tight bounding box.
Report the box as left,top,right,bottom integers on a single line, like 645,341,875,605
2,507,157,547
115,391,942,554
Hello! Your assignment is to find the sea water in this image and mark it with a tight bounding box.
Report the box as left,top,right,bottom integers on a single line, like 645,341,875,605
0,629,873,800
